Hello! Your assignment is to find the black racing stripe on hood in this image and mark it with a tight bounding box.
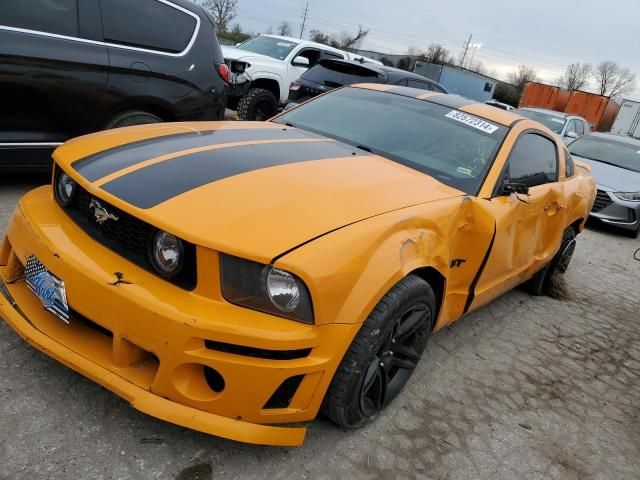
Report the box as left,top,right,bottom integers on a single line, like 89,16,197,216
101,140,361,209
73,128,319,182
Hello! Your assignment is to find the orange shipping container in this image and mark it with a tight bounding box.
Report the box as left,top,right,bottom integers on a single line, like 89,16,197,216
565,91,621,131
518,82,562,110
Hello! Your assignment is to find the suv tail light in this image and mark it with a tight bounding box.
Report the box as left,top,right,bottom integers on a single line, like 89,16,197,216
216,63,231,84
290,81,302,91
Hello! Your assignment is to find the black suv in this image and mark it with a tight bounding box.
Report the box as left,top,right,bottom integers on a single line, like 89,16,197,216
288,59,448,104
0,0,229,170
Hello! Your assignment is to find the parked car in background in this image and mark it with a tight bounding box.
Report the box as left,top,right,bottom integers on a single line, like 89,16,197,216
485,100,515,111
221,35,382,120
287,59,448,105
568,133,640,237
0,0,229,171
517,108,591,144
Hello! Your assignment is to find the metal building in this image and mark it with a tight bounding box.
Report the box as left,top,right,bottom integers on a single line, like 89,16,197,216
413,62,496,102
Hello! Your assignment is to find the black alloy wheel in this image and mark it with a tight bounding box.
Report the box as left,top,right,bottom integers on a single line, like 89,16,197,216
322,275,436,428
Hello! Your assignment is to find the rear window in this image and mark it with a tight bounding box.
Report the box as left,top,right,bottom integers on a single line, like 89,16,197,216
517,109,566,134
274,87,508,194
0,0,79,36
302,61,384,88
100,0,196,53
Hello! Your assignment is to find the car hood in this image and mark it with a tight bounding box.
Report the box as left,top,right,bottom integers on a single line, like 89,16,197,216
221,45,278,64
573,155,640,192
56,122,463,263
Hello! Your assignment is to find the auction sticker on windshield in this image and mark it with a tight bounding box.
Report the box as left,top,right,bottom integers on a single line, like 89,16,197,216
446,111,499,134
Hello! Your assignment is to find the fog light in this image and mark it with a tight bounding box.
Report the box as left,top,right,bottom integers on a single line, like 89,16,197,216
55,171,77,206
150,231,183,278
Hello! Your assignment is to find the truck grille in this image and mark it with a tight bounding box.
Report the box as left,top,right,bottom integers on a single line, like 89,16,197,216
592,190,613,213
56,168,197,290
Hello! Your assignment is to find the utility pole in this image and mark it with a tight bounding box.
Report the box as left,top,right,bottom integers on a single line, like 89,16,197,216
460,33,472,67
299,2,309,39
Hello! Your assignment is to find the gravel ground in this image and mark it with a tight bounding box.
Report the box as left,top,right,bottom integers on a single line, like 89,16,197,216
1,175,639,480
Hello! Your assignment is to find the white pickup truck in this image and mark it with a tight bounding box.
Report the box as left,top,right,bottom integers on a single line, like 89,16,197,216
222,35,381,120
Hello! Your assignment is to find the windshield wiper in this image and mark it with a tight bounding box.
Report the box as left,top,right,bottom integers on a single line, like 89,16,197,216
356,144,374,153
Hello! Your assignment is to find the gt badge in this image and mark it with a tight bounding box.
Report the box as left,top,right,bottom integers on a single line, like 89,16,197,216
89,198,119,224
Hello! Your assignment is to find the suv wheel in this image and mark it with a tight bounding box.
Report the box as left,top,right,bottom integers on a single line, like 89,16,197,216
104,111,163,129
237,88,278,121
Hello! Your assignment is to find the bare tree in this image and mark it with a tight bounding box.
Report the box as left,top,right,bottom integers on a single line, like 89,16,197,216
609,69,636,98
277,22,292,37
335,25,369,49
307,25,370,50
202,0,237,34
423,43,451,65
469,60,487,75
508,65,538,91
558,63,592,91
593,61,636,98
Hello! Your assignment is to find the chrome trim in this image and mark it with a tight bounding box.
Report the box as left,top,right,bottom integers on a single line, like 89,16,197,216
0,143,63,147
0,0,201,58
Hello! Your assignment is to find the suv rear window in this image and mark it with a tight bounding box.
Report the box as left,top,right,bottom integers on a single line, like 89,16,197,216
0,0,79,36
100,0,196,53
302,61,384,88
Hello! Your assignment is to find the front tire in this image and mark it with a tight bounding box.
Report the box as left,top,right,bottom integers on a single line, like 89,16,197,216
525,227,577,296
322,275,436,428
237,88,278,121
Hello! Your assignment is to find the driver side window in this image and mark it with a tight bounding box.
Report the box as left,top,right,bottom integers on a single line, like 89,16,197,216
294,48,321,67
507,133,558,188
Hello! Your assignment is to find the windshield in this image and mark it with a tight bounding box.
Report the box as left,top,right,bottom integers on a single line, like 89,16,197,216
569,135,640,173
273,88,508,194
237,36,299,60
518,110,566,133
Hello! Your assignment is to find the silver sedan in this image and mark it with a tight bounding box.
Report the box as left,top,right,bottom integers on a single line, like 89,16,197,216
569,132,640,237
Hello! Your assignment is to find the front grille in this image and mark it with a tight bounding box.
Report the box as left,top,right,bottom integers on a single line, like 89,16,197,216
56,168,197,290
592,190,613,213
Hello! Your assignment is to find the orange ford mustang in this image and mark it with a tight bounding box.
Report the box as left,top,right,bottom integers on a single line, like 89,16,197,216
0,84,595,446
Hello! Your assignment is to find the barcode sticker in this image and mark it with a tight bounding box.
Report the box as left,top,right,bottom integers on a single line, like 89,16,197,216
445,111,499,134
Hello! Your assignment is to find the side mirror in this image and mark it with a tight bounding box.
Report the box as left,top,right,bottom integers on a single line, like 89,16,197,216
566,131,578,139
501,183,529,196
292,56,310,68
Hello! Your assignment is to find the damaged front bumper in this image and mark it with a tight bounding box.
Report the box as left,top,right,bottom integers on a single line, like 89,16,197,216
0,187,360,446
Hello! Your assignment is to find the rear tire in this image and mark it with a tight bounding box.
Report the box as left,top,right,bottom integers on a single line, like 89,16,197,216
104,110,163,129
525,227,577,296
322,275,435,429
237,88,278,121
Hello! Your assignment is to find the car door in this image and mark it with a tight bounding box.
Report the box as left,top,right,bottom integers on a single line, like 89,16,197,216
0,0,109,168
469,130,566,310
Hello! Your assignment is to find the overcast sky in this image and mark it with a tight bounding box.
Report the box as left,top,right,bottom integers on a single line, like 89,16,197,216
224,0,640,99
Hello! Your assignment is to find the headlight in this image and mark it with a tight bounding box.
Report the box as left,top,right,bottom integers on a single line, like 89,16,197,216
150,231,184,278
55,170,77,206
220,254,314,324
614,192,640,201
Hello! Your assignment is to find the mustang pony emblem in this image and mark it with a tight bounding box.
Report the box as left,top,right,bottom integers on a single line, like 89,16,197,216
89,199,119,224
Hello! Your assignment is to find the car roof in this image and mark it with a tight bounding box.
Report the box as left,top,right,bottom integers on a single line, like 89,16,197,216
351,84,522,126
310,59,448,90
587,132,640,146
521,107,588,121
